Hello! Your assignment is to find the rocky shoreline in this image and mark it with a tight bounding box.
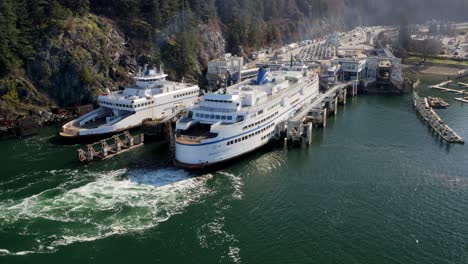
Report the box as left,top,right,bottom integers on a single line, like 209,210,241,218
0,109,77,138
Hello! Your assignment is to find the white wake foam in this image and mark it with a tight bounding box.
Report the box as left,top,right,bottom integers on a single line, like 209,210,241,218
0,168,213,255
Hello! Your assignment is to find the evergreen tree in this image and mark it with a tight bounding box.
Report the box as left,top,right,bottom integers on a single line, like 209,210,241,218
0,0,20,75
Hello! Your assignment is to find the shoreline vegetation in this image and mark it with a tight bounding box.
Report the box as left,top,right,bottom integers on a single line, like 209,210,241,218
405,56,468,67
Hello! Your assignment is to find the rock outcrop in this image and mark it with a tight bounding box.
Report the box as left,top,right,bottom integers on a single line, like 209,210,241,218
28,15,133,107
196,20,226,67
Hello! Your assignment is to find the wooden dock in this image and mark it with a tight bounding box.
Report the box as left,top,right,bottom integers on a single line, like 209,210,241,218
454,97,468,104
77,131,144,163
429,80,453,89
413,92,464,144
429,86,467,94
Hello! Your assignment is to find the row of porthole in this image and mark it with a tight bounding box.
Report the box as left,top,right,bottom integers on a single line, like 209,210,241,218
205,99,234,104
174,90,199,99
100,100,154,109
243,111,279,130
195,113,234,121
227,123,275,146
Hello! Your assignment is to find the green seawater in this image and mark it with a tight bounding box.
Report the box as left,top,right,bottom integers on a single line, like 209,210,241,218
0,79,467,263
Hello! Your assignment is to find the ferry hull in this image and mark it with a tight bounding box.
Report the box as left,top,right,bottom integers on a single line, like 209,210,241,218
59,124,141,142
174,139,275,170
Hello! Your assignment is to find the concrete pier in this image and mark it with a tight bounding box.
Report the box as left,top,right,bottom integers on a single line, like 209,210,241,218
281,81,357,144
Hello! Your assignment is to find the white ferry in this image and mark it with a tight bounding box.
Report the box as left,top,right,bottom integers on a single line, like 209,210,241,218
60,67,199,139
174,65,319,168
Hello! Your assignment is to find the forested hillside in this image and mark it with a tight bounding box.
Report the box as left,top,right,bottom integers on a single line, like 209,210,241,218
0,0,467,127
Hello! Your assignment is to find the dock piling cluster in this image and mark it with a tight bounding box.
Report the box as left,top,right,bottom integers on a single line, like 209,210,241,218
77,132,145,163
413,92,464,144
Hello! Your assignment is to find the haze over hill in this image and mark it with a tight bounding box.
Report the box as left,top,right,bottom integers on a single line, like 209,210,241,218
0,0,467,126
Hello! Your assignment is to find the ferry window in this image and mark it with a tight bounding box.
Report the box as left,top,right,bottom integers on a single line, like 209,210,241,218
216,115,220,119
210,115,215,119
237,116,244,122
221,116,226,120
227,116,233,120
258,110,264,115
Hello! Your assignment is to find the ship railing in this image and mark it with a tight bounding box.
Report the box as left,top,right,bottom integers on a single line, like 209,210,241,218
175,135,207,144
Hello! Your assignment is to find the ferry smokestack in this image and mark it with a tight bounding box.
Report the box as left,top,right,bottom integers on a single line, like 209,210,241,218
256,67,271,85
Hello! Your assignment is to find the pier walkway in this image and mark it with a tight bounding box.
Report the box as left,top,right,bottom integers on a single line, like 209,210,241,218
291,81,355,123
280,81,358,144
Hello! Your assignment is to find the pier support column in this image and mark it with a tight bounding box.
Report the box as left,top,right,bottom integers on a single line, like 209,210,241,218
351,82,358,96
343,89,347,105
305,123,313,145
87,145,94,162
334,97,338,115
322,108,327,128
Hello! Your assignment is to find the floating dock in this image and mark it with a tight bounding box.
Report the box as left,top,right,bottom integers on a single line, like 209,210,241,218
413,92,464,144
429,81,468,104
454,97,468,104
430,86,467,94
429,80,453,89
77,131,144,163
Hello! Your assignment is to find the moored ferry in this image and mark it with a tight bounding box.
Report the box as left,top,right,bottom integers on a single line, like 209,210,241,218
60,67,200,139
174,65,320,168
